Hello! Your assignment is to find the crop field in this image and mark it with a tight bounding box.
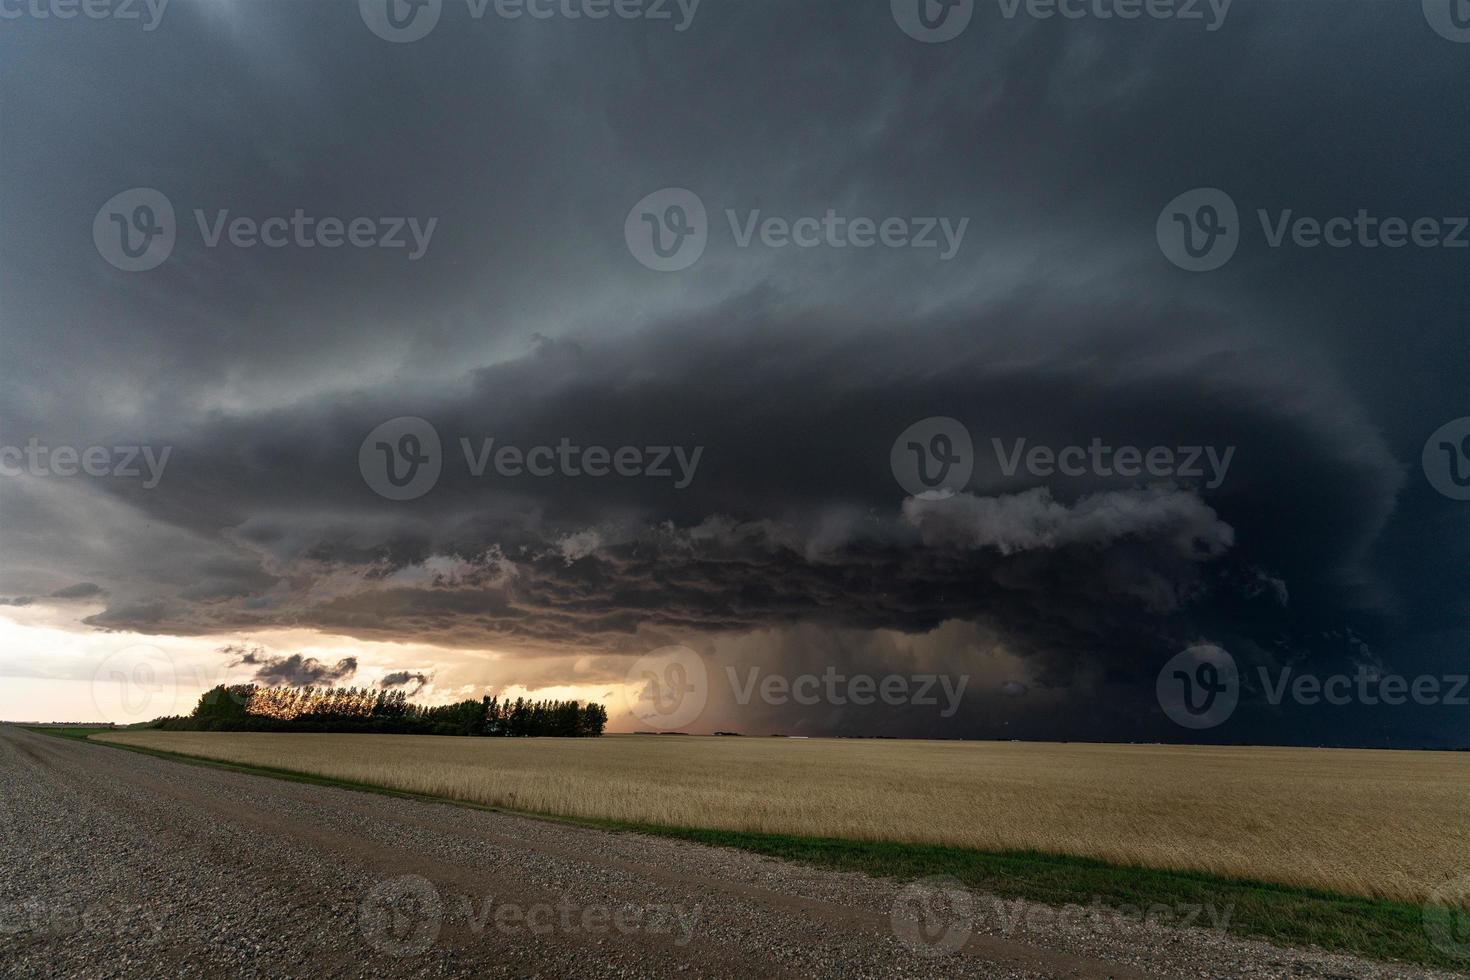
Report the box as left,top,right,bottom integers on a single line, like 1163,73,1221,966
96,731,1470,905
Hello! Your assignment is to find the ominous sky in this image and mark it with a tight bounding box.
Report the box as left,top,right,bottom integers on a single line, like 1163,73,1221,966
1,0,1467,746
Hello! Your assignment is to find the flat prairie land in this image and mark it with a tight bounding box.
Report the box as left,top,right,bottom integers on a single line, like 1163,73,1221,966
96,731,1470,905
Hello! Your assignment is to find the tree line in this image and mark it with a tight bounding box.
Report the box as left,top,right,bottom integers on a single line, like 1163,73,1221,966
147,684,607,737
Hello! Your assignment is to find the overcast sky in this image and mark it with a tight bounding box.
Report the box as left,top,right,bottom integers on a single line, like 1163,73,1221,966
1,0,1467,745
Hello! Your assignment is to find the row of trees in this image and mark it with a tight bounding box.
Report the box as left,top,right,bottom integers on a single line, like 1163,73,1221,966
483,695,608,738
150,684,607,737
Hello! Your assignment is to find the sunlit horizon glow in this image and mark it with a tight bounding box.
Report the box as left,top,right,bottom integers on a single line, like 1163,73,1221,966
0,602,647,729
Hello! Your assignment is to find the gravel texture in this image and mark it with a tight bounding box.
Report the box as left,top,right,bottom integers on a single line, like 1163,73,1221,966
0,725,1460,980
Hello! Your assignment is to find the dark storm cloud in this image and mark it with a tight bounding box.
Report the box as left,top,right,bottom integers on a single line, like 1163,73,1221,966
2,583,105,606
223,643,358,687
380,671,431,693
2,0,1467,743
50,582,106,600
62,303,1395,705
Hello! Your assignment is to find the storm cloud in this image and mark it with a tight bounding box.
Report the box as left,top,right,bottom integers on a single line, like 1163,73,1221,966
1,0,1466,743
224,644,359,688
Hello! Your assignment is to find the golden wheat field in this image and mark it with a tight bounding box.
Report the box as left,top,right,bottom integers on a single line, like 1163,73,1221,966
96,731,1470,904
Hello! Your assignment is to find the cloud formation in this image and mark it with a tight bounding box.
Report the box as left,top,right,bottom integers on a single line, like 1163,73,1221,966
1,0,1466,743
223,644,359,688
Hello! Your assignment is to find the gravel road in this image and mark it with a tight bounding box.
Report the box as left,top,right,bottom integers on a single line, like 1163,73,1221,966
0,725,1460,980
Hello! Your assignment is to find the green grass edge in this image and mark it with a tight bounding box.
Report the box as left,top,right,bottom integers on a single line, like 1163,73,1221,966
23,726,1463,970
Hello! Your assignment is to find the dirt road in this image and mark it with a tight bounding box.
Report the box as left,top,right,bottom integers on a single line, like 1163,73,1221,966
0,726,1452,979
